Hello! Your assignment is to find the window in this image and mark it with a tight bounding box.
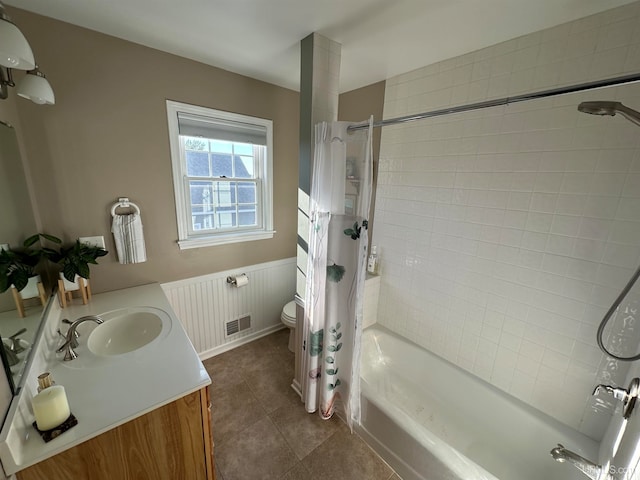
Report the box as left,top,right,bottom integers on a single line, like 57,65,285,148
166,101,274,249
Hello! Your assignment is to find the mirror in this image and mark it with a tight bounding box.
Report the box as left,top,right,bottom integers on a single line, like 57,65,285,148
0,120,52,394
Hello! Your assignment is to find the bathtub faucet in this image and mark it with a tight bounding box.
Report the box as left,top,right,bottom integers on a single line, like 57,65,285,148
550,444,601,480
592,378,640,419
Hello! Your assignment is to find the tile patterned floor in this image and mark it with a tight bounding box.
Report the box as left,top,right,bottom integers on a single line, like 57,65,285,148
203,329,401,480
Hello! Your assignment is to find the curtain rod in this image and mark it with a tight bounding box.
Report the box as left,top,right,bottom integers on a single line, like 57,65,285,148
347,72,640,132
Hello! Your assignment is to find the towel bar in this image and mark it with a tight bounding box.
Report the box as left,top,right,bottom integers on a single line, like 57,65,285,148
111,197,141,217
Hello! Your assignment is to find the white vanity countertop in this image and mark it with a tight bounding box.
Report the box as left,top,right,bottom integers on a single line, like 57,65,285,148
0,283,211,475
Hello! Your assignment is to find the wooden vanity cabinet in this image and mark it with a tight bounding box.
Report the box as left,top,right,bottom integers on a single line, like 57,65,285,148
16,387,215,480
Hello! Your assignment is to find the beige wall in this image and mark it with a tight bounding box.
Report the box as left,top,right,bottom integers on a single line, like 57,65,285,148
0,88,42,312
6,7,299,294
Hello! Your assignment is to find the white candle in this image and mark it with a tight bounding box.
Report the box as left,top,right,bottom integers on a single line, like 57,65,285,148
32,385,70,431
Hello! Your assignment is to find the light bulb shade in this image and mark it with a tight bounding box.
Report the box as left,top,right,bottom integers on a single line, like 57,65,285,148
17,71,54,105
0,17,35,70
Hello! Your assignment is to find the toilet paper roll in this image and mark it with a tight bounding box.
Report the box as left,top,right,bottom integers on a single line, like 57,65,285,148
234,274,249,288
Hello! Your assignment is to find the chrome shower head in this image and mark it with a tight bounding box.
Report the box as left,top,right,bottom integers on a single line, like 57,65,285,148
578,101,640,127
578,101,620,116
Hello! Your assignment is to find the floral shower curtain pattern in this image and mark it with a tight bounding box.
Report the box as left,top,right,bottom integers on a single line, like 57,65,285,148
304,117,373,428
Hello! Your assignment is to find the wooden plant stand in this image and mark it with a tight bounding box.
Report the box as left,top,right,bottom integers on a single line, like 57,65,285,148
11,282,47,318
57,277,91,308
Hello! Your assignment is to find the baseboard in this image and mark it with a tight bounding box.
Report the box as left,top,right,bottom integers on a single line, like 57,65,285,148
198,324,286,360
291,379,302,399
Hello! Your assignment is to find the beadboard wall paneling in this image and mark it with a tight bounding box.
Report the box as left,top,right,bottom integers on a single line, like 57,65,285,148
162,258,296,359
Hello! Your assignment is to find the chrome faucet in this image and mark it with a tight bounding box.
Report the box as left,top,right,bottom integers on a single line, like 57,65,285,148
550,444,601,480
56,315,103,361
2,345,19,367
7,327,27,354
593,377,640,419
3,327,28,366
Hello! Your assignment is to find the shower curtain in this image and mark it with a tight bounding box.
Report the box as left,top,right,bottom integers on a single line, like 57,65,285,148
304,117,373,428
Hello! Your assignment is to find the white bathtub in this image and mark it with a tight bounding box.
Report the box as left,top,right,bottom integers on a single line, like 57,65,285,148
357,325,599,480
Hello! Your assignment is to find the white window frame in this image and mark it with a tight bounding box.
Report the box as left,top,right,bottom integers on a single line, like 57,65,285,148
166,100,274,249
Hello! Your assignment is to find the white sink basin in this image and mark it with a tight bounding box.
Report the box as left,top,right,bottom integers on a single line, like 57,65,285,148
87,307,170,356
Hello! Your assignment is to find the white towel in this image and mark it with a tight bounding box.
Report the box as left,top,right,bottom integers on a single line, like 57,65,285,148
111,213,147,264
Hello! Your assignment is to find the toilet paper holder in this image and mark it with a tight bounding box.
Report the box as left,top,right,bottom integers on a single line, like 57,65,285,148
226,273,248,286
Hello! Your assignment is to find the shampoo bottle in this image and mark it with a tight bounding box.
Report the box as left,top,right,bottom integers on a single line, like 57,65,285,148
367,245,379,274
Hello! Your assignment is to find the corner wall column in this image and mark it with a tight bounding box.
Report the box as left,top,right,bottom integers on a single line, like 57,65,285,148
294,33,341,399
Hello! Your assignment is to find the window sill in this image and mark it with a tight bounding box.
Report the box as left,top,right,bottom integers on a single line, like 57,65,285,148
178,230,276,250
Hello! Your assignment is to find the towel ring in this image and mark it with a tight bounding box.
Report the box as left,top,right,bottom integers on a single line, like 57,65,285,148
110,197,141,217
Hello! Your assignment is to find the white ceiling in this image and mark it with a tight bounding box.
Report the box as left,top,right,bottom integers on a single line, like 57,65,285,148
6,0,638,93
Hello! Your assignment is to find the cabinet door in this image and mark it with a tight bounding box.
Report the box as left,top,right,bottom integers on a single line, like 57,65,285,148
17,389,211,480
200,386,215,479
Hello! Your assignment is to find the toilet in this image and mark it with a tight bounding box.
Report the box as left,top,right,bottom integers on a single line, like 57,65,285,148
280,300,297,352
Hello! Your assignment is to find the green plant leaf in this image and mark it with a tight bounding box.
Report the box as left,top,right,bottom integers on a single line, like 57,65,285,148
336,332,342,340
335,343,342,352
325,356,334,364
326,264,345,283
41,248,61,262
62,263,76,282
22,234,40,247
40,233,62,244
11,270,29,291
336,322,342,330
23,233,61,247
343,221,361,240
77,262,91,279
328,378,342,391
309,329,323,356
325,368,338,376
327,345,337,352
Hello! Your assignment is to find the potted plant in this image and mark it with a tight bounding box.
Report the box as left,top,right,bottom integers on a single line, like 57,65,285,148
46,239,108,283
0,247,40,294
45,239,108,306
0,233,59,316
0,233,61,293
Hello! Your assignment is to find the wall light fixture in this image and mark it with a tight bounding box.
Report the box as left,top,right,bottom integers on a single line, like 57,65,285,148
0,2,54,105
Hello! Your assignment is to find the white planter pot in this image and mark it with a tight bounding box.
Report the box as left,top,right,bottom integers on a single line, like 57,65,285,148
15,275,41,299
59,273,88,292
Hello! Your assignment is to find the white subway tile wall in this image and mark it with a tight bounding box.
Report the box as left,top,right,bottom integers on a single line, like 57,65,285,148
373,1,640,440
363,275,381,329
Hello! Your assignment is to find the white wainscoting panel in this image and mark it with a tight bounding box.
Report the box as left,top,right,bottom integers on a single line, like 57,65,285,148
162,257,296,359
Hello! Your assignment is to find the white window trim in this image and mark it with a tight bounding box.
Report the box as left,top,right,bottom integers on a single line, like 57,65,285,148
166,100,275,249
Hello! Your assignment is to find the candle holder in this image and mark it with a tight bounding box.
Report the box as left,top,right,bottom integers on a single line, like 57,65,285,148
32,413,78,443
